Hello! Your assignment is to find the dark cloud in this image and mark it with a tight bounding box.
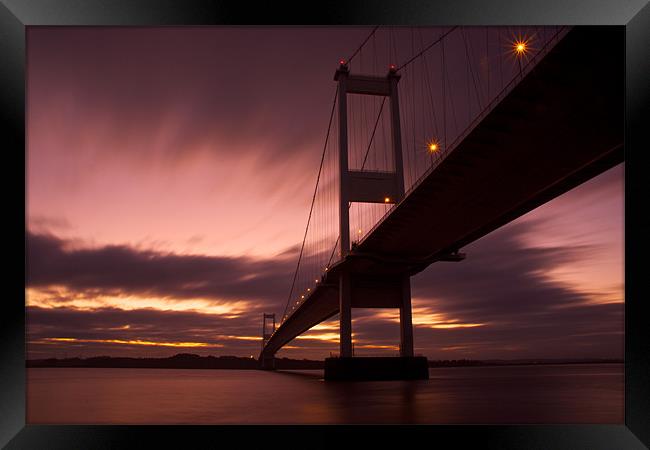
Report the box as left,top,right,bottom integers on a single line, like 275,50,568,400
412,220,598,319
26,217,623,360
347,218,624,359
27,231,294,307
27,305,261,351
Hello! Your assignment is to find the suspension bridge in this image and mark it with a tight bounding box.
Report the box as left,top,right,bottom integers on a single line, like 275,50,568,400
259,26,623,380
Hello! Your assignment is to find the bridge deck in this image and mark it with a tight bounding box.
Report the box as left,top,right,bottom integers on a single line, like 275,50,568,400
262,26,624,358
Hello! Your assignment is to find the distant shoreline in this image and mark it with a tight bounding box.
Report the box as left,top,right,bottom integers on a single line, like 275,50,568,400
26,353,623,371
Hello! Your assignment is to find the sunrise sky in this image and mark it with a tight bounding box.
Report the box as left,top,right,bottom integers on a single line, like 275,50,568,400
26,27,624,360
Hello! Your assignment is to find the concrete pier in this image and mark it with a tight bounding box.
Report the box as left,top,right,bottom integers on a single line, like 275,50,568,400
324,356,429,381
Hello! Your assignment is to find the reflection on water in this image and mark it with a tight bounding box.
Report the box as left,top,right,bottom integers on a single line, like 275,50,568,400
27,363,623,424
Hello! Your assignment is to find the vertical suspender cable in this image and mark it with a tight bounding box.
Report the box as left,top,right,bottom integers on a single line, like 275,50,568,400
282,87,338,321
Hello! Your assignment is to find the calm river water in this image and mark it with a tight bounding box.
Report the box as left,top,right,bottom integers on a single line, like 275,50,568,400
27,363,623,424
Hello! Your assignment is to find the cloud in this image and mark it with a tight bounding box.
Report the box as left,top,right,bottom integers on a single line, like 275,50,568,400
27,231,294,307
27,27,371,167
25,215,624,360
28,215,73,233
27,305,258,341
26,305,265,358
25,165,624,360
345,218,624,359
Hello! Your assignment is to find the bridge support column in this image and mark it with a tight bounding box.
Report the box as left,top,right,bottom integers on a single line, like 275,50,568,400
399,276,414,357
339,272,353,358
325,271,428,381
324,63,427,381
260,354,276,370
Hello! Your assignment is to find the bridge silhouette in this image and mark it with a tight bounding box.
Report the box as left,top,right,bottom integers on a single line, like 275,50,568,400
259,26,623,379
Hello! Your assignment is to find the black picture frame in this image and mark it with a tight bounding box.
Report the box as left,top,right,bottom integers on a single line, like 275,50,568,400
2,0,648,448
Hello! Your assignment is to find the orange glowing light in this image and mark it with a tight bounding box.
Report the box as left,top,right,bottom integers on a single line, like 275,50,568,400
428,142,439,152
384,197,391,203
513,39,528,56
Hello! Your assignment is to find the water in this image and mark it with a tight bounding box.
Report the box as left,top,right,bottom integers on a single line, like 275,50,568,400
27,363,623,424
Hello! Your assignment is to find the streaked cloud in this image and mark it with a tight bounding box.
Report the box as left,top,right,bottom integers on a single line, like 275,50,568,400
38,337,221,349
27,231,294,308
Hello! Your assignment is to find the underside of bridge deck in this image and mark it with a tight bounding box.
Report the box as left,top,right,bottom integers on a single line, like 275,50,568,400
260,26,623,370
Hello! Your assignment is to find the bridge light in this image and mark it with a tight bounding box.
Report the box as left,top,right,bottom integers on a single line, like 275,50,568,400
307,288,311,292
339,59,346,65
357,228,362,234
428,141,439,153
513,39,529,56
325,267,328,271
389,63,397,72
384,197,391,203
301,295,305,299
315,279,319,283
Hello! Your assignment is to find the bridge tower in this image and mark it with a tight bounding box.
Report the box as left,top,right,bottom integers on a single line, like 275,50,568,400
260,313,276,369
332,62,423,377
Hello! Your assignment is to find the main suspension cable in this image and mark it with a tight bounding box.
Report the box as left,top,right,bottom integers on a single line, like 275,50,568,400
396,26,458,72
